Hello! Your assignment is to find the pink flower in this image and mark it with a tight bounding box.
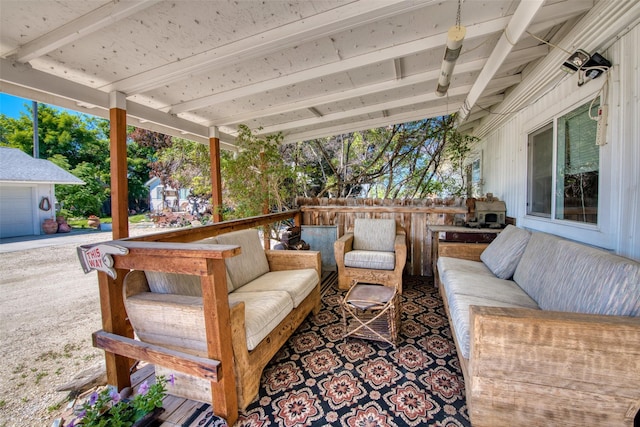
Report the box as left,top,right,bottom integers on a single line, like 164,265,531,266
138,381,150,395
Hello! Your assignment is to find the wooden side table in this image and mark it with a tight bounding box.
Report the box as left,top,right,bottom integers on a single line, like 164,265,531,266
427,225,501,287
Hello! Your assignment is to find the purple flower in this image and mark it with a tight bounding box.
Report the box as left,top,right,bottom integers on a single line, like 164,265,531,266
77,409,86,418
67,419,77,427
109,388,121,403
138,381,150,396
168,374,175,386
88,392,99,406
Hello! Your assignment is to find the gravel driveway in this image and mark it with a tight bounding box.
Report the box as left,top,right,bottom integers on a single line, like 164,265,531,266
0,226,162,427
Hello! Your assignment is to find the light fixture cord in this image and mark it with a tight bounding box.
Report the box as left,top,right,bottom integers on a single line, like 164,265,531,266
456,0,462,29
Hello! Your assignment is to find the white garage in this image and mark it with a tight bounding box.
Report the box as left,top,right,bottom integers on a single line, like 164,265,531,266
0,147,83,238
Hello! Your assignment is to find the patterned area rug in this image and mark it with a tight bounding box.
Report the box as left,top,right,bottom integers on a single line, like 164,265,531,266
232,274,470,427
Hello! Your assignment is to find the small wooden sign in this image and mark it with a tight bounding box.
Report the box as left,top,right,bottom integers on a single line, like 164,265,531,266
77,244,129,279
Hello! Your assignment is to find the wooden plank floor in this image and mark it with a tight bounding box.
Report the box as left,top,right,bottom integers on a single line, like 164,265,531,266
130,363,214,426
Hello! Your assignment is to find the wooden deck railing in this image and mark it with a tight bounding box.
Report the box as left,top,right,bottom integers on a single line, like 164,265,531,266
85,210,302,426
296,198,468,276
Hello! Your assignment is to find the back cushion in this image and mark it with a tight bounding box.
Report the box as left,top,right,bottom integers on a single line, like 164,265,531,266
145,237,236,295
145,271,202,296
216,229,270,290
480,225,531,279
353,218,396,252
539,240,640,315
513,232,564,304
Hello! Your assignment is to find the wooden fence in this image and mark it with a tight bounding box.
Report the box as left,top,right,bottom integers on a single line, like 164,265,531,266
296,198,470,276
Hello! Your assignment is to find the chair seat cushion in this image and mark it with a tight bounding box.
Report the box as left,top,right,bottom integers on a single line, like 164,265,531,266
344,250,395,270
233,269,319,307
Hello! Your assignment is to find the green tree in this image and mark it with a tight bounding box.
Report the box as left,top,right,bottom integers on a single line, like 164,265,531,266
224,125,296,219
283,116,462,199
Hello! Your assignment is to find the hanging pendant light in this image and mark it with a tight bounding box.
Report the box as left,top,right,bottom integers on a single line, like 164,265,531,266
436,1,466,97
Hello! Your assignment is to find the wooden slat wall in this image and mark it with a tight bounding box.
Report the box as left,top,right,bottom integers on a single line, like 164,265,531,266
296,198,468,276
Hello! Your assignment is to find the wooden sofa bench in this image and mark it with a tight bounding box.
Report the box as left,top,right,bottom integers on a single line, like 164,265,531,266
122,229,321,410
437,225,640,426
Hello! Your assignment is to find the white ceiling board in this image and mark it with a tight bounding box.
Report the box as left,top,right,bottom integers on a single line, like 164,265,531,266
0,0,615,147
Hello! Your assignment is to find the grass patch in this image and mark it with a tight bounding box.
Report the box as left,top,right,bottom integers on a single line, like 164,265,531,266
35,371,48,384
67,213,149,228
12,364,26,374
47,400,64,412
0,400,5,409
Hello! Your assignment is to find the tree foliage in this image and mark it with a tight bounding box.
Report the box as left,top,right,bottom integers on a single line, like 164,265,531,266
223,125,296,219
282,116,474,200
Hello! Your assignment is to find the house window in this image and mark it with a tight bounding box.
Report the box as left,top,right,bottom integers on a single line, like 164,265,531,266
527,99,600,224
527,124,553,217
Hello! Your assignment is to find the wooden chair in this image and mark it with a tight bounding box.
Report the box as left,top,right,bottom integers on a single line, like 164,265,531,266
334,218,407,293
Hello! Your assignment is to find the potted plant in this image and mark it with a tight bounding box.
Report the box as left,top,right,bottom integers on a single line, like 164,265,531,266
87,215,101,229
65,375,173,427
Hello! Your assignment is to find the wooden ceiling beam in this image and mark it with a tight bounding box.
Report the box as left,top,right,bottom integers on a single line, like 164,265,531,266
211,58,487,126
457,0,545,122
168,15,513,114
257,84,474,135
280,99,465,145
103,0,437,95
13,1,160,63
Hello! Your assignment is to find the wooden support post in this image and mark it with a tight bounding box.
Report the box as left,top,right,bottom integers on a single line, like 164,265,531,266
109,92,129,240
201,259,238,425
98,272,134,391
209,127,223,223
259,151,270,249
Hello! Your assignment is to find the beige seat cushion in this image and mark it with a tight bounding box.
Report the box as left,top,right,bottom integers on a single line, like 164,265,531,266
233,269,318,307
229,291,293,351
344,250,395,270
125,289,293,353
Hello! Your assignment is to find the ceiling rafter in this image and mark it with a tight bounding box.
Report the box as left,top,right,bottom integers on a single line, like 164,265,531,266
211,58,486,126
474,0,639,137
11,0,161,63
168,14,514,114
457,0,545,123
102,0,437,94
0,58,237,148
211,44,544,128
257,84,475,135
280,100,464,145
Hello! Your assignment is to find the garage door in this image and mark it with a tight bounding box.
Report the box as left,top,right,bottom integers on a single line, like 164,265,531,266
0,186,35,238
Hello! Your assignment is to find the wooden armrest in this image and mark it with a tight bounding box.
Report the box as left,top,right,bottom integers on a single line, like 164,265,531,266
334,233,353,268
469,305,640,426
393,234,407,271
264,250,321,279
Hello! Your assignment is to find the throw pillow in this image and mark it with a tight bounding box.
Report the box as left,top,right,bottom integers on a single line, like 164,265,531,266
480,224,531,279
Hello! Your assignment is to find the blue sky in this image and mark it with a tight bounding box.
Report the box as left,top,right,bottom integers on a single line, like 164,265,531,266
1,92,91,121
0,93,33,119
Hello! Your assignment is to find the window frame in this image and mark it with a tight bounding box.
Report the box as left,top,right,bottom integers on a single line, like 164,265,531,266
521,93,611,249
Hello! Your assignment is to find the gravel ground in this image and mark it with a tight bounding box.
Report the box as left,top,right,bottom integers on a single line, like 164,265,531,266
0,226,162,427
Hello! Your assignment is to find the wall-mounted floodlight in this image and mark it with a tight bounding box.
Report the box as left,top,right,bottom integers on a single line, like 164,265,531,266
436,25,466,97
561,49,590,73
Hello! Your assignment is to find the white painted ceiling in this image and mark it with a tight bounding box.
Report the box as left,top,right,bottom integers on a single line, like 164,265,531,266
0,0,597,149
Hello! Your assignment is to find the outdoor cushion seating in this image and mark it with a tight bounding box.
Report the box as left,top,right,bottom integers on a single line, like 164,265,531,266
123,228,321,410
437,224,640,426
334,218,407,293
